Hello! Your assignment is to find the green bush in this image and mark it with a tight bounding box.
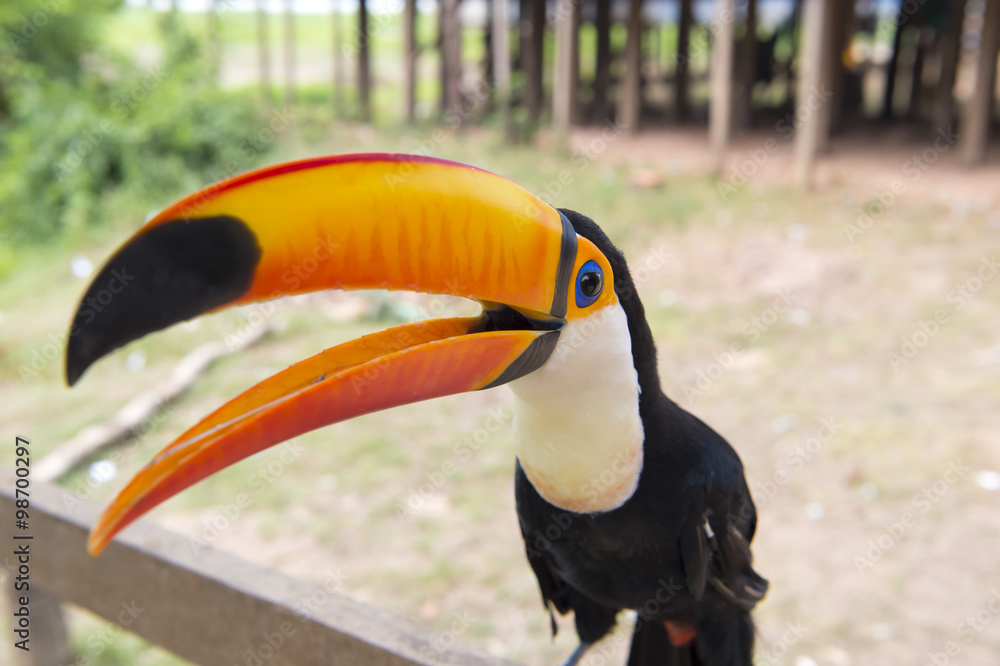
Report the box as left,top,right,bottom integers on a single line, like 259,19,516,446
0,5,266,246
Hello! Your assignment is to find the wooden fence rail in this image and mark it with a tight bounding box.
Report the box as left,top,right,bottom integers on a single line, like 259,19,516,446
0,469,517,666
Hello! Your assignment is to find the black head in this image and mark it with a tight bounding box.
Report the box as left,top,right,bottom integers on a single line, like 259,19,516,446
559,209,662,397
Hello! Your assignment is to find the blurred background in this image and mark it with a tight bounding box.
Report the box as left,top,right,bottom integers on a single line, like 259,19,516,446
2,0,1000,664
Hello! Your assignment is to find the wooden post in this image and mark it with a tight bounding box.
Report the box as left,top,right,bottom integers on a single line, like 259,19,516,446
440,0,462,117
593,0,612,122
961,0,1000,165
521,0,546,123
358,0,371,122
816,0,839,151
907,26,927,120
734,0,757,129
827,0,851,135
570,0,580,123
2,585,72,666
332,0,345,118
493,0,512,131
935,0,967,131
620,0,644,132
404,0,417,123
881,6,906,120
675,0,692,121
284,0,296,109
483,0,494,85
256,0,271,111
709,0,734,173
794,0,828,187
553,0,579,136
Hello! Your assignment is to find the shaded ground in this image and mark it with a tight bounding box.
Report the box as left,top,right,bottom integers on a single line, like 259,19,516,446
2,124,999,666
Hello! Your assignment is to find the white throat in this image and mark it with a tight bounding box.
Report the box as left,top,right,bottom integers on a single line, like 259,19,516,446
509,303,644,513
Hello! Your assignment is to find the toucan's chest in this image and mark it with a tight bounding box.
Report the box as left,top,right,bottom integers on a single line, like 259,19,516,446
509,304,645,514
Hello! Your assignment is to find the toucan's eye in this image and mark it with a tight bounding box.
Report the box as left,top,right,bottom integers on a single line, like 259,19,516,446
575,260,604,308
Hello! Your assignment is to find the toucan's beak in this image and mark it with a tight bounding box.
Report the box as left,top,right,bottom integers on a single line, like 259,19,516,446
68,153,611,555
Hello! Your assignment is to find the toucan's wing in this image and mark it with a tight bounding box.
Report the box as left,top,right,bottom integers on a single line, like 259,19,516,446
514,462,619,645
679,496,767,614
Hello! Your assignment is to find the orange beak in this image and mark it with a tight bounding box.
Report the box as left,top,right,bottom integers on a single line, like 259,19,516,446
66,153,604,556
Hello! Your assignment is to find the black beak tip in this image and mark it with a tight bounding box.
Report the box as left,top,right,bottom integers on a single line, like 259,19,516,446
66,356,83,387
65,333,90,387
61,215,262,390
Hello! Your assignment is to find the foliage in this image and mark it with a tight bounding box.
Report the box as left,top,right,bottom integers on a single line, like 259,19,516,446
0,4,265,249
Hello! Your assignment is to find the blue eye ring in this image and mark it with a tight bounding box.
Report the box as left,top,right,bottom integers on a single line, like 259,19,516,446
575,260,604,308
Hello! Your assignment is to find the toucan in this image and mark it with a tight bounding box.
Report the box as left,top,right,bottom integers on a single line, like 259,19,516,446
66,153,767,666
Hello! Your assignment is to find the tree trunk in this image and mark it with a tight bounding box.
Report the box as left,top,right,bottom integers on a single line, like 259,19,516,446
620,0,644,132
404,0,417,123
332,0,345,118
961,0,1000,164
493,0,513,135
593,0,612,122
521,0,545,123
881,6,906,120
907,27,926,120
934,0,966,130
675,0,692,121
710,0,734,171
553,0,580,135
284,0,296,110
358,0,371,121
794,0,830,186
257,0,271,111
483,0,494,85
734,0,757,129
440,0,462,118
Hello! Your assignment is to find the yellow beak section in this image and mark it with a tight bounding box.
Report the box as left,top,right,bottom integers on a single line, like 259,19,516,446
66,153,576,385
68,153,578,555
